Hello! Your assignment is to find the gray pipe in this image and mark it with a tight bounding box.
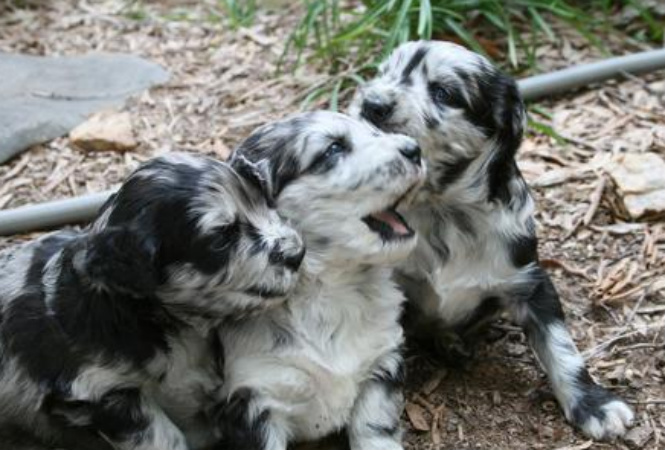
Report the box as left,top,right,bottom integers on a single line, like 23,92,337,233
2,48,665,236
518,48,665,101
0,191,113,235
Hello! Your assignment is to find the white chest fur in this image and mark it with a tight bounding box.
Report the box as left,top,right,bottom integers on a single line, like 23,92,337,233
149,328,223,449
403,201,535,326
219,269,404,442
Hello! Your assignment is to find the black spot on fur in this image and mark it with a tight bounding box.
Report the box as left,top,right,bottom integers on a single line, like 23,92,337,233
453,67,472,85
570,370,620,428
514,269,565,329
429,227,450,263
372,354,405,391
212,388,270,450
444,205,475,238
104,158,241,277
436,156,474,189
25,231,79,286
508,233,538,268
368,423,400,437
209,330,226,380
52,242,182,368
82,227,158,296
91,388,150,443
401,47,428,85
424,113,439,129
3,291,82,387
246,222,269,256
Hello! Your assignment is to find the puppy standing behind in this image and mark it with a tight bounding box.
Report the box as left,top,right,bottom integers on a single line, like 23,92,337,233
214,111,425,450
0,153,305,450
351,41,633,440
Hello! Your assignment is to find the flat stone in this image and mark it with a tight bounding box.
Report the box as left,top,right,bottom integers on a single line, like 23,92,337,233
0,52,169,163
70,111,137,153
606,152,665,221
624,425,653,449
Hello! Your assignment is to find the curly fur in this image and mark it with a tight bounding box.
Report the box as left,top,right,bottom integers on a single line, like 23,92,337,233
350,40,633,441
0,153,305,450
216,111,426,450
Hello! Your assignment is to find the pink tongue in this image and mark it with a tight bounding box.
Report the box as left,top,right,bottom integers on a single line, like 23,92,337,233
371,211,409,235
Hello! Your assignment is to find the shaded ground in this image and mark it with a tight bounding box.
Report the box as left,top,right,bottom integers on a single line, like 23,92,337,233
1,1,663,449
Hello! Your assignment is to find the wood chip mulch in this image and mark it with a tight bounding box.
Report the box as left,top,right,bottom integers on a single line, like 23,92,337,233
1,1,663,449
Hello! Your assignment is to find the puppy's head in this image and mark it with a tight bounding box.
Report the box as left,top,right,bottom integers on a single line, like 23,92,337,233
91,153,305,315
351,40,525,201
230,111,426,268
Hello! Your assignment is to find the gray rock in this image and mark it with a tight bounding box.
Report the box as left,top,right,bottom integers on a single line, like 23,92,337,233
0,52,169,164
624,425,653,450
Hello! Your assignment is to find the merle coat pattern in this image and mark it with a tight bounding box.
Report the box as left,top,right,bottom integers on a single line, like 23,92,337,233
0,153,305,450
350,40,634,440
216,111,426,450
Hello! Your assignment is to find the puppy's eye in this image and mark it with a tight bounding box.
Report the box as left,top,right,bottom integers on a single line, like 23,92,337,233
431,84,450,105
308,140,349,173
323,141,347,159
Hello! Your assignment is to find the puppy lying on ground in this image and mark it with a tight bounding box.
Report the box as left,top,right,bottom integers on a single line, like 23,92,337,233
0,153,305,450
216,111,425,450
351,40,633,440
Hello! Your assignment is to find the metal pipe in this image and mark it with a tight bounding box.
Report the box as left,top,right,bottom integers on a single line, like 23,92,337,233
0,191,113,235
518,48,665,101
2,48,665,236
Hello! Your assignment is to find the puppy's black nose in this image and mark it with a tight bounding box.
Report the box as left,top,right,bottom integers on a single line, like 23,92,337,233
400,144,421,165
270,246,306,271
361,98,394,124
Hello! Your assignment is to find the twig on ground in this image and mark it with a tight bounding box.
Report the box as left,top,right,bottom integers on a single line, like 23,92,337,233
583,175,606,226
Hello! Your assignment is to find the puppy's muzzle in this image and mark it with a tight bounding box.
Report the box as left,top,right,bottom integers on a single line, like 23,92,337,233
269,236,306,271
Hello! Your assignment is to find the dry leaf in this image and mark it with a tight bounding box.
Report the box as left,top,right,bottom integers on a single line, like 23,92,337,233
405,402,430,432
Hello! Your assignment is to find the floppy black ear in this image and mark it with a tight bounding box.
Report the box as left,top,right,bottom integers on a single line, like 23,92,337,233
475,69,526,203
491,71,525,156
231,155,276,206
79,227,159,297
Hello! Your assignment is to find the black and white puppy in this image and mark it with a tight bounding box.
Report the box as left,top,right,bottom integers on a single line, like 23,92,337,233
350,41,633,440
0,152,305,450
215,111,426,450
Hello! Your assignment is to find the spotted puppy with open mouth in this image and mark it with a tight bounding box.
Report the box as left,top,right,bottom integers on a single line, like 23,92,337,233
213,111,425,450
351,40,633,440
0,153,304,450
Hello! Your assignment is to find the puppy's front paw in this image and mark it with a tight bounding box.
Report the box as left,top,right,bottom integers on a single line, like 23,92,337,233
571,389,634,440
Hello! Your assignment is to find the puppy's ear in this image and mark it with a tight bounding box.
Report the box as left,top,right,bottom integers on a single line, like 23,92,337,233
482,70,527,202
76,227,159,297
489,71,526,155
232,155,276,206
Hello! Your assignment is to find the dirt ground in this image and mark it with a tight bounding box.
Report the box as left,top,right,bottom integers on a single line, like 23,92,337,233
0,1,663,449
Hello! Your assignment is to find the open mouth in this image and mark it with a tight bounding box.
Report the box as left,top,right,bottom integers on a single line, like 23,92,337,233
362,208,413,241
361,185,418,241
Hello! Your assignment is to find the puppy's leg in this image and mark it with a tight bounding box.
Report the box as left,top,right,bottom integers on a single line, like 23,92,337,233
78,388,187,450
510,267,633,440
348,352,404,450
398,273,474,365
211,388,287,450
